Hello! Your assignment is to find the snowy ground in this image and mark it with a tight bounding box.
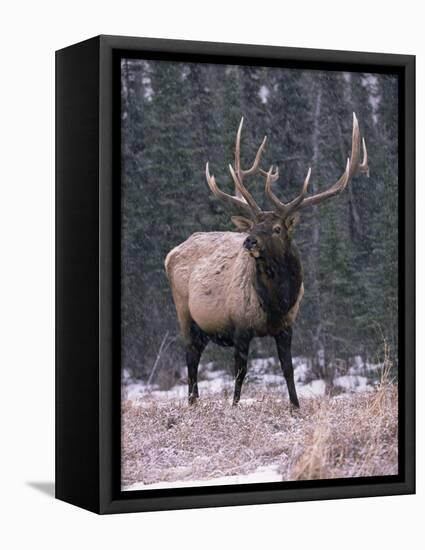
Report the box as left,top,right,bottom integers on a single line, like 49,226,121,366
121,357,396,491
125,465,281,491
122,355,380,404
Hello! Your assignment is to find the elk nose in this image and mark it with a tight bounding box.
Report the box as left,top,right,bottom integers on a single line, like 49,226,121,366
244,236,258,250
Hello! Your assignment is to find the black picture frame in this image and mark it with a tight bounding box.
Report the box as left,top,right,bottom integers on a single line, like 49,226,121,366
56,34,415,514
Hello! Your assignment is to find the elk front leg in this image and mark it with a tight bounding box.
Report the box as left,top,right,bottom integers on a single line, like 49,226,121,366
275,328,300,408
233,335,250,405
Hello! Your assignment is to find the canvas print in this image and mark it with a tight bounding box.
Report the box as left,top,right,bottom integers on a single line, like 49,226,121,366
120,58,399,491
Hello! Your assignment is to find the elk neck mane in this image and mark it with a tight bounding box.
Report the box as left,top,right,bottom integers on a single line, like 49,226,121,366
250,241,303,332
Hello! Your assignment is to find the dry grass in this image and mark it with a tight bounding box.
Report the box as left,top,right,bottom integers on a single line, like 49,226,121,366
121,378,398,489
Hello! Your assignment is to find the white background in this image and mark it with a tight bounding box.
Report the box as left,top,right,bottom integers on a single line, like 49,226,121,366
0,1,422,548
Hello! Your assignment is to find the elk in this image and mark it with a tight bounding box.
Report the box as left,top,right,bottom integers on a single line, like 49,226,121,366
165,114,368,407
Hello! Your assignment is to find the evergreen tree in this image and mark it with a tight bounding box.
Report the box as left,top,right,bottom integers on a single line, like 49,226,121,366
120,58,400,381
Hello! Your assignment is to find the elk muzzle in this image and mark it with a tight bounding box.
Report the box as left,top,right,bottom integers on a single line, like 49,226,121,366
244,235,261,258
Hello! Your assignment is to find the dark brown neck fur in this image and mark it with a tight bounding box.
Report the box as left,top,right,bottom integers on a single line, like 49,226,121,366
253,243,303,333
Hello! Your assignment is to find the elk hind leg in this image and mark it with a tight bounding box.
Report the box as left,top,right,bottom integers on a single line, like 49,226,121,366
186,320,208,405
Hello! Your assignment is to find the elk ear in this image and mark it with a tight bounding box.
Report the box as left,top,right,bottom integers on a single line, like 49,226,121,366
284,214,300,233
231,216,254,232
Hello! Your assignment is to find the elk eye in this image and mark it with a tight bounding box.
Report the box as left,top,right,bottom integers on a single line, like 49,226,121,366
273,225,282,234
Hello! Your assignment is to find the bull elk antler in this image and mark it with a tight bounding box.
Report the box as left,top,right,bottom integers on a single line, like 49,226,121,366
265,113,369,218
205,113,369,220
206,117,265,218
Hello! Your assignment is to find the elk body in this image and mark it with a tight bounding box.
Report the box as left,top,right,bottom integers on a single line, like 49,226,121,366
165,115,368,407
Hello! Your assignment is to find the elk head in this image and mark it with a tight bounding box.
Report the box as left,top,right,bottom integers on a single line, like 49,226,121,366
205,114,369,261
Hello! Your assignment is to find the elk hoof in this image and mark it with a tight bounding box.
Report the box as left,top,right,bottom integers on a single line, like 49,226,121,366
289,401,300,414
188,395,198,406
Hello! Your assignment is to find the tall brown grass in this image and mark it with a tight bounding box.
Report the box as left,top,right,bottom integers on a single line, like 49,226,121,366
121,367,398,488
